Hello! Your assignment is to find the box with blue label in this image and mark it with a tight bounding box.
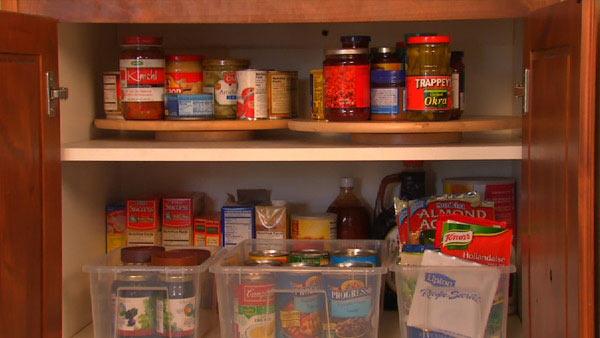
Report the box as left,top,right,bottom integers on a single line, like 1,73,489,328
165,93,214,120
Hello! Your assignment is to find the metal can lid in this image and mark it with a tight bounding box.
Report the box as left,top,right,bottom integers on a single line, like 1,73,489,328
325,48,369,56
117,272,151,282
245,259,282,266
332,248,378,257
122,35,162,46
371,70,405,85
249,249,289,257
407,35,451,44
370,47,395,54
291,249,327,256
335,261,375,268
151,251,198,266
202,58,250,67
121,246,165,264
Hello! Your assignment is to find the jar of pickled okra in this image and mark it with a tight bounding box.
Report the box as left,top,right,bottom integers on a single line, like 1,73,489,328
406,35,452,121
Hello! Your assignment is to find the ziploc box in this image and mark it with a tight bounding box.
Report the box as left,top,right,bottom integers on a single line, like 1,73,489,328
221,205,255,247
162,195,204,247
126,199,160,246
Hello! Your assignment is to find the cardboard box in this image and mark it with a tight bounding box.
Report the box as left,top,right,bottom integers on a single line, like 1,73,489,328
126,199,160,246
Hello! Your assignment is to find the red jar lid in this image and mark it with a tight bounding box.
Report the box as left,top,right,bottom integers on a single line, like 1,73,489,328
166,54,202,62
122,35,163,46
151,250,198,266
407,35,451,44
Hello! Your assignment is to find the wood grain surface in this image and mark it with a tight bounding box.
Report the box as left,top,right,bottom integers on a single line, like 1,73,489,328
0,11,61,338
95,118,288,131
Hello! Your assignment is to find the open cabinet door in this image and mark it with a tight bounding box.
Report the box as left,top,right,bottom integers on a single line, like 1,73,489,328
522,1,596,338
0,11,61,338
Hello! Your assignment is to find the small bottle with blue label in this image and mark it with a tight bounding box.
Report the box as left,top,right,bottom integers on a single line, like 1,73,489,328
370,69,405,121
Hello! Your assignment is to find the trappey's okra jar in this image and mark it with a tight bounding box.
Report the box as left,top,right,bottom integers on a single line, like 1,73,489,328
406,35,452,121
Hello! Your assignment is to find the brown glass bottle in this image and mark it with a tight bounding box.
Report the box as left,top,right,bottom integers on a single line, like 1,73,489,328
326,177,370,239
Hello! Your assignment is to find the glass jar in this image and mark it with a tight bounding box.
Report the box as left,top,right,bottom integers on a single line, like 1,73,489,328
370,69,405,121
323,49,370,121
166,55,203,95
120,36,165,120
450,51,465,120
202,59,249,119
370,47,402,71
340,35,371,49
406,35,452,121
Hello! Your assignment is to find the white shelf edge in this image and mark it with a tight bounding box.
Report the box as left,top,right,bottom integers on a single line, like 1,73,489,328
61,140,523,162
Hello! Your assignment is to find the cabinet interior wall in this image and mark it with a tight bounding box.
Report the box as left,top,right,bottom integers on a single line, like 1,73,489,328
58,21,525,337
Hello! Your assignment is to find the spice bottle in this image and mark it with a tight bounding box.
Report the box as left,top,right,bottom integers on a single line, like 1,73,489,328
450,51,465,120
323,49,371,121
120,36,165,120
152,251,198,338
406,35,452,121
370,69,405,121
202,59,250,119
340,35,371,49
371,47,402,71
327,177,370,239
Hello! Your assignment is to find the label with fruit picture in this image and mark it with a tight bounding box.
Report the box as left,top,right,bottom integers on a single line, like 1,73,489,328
156,297,197,336
117,296,155,336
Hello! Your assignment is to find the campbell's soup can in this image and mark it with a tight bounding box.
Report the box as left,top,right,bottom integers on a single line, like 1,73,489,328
291,213,337,240
236,69,268,120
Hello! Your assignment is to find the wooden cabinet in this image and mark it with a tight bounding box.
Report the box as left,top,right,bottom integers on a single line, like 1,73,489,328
0,1,596,338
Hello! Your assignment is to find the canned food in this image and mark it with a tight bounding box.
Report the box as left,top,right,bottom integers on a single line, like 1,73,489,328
291,214,337,240
289,249,329,267
331,249,380,267
310,69,325,120
244,259,283,267
267,71,292,119
276,268,325,338
103,71,123,119
249,249,289,264
236,273,276,338
236,69,268,120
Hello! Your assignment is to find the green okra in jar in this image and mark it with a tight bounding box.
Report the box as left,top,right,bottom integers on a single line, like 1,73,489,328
202,59,249,119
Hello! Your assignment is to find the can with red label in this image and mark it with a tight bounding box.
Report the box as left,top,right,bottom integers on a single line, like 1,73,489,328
406,35,452,121
236,69,268,120
235,272,276,338
323,48,370,121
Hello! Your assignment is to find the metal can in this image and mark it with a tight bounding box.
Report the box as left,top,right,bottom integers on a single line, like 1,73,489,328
236,69,268,120
289,249,330,267
165,93,214,120
325,266,376,338
310,69,324,120
291,214,337,240
266,71,292,119
235,272,276,338
276,264,325,338
249,249,289,264
331,248,380,267
103,71,123,119
244,259,283,267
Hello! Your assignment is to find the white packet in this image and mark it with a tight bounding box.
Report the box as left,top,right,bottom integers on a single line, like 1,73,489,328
407,250,500,338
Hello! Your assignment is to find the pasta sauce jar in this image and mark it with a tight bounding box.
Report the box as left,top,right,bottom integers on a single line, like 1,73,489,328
406,35,452,121
119,36,165,120
323,49,370,121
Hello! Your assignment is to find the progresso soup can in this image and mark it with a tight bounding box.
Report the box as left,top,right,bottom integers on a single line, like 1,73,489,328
236,69,268,120
276,262,325,338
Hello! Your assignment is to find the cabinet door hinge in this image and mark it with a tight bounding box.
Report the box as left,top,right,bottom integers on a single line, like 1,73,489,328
514,68,530,116
46,71,68,118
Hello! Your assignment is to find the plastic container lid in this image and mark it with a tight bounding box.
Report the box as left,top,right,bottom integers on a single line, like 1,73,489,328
404,32,438,42
371,70,405,85
167,249,212,265
166,54,202,62
340,35,372,47
325,48,369,56
151,251,198,266
122,36,163,46
121,246,165,264
407,35,451,44
340,177,354,188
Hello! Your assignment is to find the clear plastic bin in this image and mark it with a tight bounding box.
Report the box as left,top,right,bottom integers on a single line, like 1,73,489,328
392,262,515,338
210,239,392,338
83,247,223,338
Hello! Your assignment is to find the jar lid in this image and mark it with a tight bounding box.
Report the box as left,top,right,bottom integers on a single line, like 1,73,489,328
121,246,165,264
325,48,369,56
404,33,438,42
167,54,202,62
340,35,372,45
167,249,211,265
371,70,405,84
407,35,451,44
122,35,163,46
151,251,198,266
202,58,250,67
371,47,395,54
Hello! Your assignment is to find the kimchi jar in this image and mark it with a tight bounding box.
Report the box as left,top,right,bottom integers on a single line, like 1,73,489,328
323,49,370,121
120,36,165,120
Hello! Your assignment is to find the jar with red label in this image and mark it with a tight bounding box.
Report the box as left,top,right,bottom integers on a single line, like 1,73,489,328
166,55,202,95
323,49,370,121
406,35,452,121
120,36,165,120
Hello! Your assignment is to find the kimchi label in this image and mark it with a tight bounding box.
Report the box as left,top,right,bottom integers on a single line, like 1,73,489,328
120,59,165,102
406,75,451,111
324,65,370,109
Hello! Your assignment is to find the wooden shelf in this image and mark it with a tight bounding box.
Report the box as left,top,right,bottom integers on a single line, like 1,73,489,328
61,136,522,162
15,0,557,23
94,119,288,131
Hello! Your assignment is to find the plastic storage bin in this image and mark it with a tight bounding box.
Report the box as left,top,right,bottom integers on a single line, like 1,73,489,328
84,247,223,338
392,255,514,338
210,239,392,338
